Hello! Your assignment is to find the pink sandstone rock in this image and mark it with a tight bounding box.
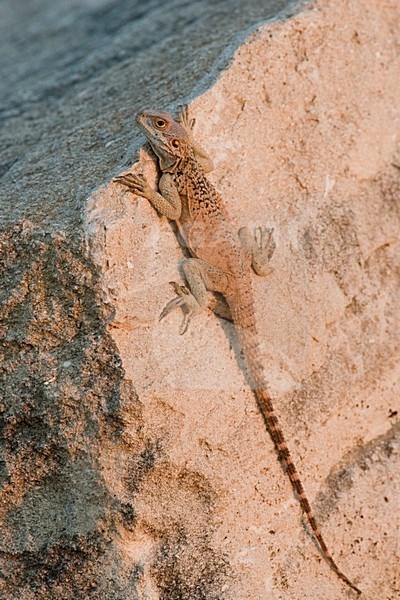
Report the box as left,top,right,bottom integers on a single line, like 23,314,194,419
1,0,399,598
85,0,400,597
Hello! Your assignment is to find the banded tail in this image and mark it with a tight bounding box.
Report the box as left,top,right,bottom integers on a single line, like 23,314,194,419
229,283,361,595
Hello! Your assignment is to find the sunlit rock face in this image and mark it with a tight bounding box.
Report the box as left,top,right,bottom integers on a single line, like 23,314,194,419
1,0,400,598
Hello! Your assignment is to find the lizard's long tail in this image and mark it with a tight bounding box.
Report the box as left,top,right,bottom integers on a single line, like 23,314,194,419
230,291,361,595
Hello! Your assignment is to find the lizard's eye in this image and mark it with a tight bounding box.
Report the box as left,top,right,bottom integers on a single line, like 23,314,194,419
155,118,166,128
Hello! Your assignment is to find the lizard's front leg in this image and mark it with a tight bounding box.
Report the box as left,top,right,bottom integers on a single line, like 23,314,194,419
114,172,182,220
238,226,276,277
178,105,214,173
160,258,231,334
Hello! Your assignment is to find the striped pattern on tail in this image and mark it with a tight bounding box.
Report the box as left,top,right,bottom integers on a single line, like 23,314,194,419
229,284,361,595
256,387,361,595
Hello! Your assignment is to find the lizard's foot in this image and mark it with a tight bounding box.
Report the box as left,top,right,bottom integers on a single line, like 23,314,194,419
159,282,205,335
113,172,153,200
252,226,276,277
177,105,214,173
239,226,276,277
178,104,196,132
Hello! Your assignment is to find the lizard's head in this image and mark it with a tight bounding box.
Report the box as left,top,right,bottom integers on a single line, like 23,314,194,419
136,110,190,171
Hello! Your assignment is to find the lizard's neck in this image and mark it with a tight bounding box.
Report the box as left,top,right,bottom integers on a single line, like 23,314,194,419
162,152,202,182
157,149,198,177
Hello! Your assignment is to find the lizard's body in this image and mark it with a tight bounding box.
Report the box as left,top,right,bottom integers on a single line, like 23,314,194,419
114,108,361,595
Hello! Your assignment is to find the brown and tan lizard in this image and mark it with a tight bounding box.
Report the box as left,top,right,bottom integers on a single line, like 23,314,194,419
114,107,361,595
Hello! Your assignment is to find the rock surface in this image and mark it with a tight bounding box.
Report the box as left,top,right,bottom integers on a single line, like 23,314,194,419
0,0,295,231
1,0,400,598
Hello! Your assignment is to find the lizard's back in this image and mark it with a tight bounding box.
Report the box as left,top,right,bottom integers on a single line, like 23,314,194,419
173,161,250,279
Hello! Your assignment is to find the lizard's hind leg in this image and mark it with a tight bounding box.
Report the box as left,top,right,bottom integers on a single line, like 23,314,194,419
209,293,232,322
238,226,276,277
159,258,230,334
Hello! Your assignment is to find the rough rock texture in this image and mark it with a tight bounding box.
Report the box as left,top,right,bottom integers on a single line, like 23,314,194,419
1,0,400,598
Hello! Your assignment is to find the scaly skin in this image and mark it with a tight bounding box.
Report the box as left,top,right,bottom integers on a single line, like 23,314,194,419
114,107,361,595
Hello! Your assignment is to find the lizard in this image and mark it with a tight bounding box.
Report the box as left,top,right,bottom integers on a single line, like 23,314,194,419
114,106,362,595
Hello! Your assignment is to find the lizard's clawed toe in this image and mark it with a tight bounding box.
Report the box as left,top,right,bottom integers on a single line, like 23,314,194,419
255,226,275,253
179,313,192,335
253,226,276,266
178,104,195,131
159,281,201,334
113,172,149,195
159,296,184,321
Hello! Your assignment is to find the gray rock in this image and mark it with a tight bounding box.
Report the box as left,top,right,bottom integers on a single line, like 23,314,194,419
0,0,296,232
